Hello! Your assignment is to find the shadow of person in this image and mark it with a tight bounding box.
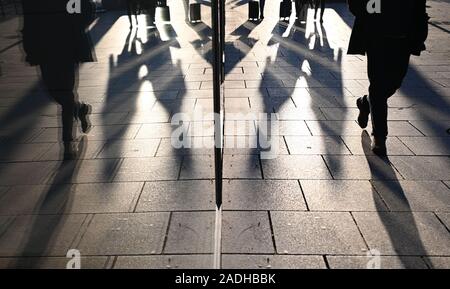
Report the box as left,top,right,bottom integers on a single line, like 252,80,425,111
9,136,88,269
361,131,428,269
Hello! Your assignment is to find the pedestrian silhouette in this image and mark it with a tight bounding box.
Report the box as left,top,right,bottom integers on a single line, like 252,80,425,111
314,0,325,22
348,0,428,156
21,0,96,159
260,0,265,19
126,0,140,28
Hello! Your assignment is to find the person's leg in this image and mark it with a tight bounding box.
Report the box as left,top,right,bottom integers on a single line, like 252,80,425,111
126,0,133,27
260,0,265,18
366,38,410,154
40,62,79,148
314,0,319,18
320,0,325,21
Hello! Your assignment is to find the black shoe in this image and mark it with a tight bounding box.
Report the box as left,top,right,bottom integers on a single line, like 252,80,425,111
64,142,78,160
371,137,387,157
356,95,370,129
79,103,92,133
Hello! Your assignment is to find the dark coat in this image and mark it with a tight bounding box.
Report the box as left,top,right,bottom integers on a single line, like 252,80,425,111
347,0,428,56
21,0,95,65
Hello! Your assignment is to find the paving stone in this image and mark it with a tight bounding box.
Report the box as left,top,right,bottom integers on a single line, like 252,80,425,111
436,213,450,231
0,185,69,215
156,137,214,156
353,212,450,256
179,155,214,180
83,125,141,140
271,212,368,255
0,256,109,269
327,256,427,269
0,161,58,186
424,257,450,269
409,120,450,136
223,180,306,211
114,255,213,269
399,137,450,155
61,182,143,214
136,181,215,211
221,255,326,269
285,136,351,155
223,155,262,179
373,181,450,212
389,156,450,180
165,211,214,254
323,156,403,180
262,155,331,180
0,143,51,162
78,213,169,255
275,121,311,136
222,211,274,254
306,121,367,136
321,108,360,121
38,140,106,161
301,180,387,211
114,157,181,182
96,139,160,158
49,159,120,184
342,136,413,156
0,214,86,257
136,123,189,139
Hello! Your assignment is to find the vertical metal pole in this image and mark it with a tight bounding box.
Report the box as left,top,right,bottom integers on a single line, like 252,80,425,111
211,0,223,208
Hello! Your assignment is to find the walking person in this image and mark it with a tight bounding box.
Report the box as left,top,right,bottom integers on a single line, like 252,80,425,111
294,0,309,22
21,0,95,159
348,0,428,155
314,0,325,22
260,0,265,19
126,0,140,28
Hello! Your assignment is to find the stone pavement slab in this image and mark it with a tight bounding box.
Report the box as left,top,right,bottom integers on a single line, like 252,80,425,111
285,136,351,155
78,213,169,255
114,157,181,182
301,180,387,211
164,212,214,254
114,255,213,269
372,181,450,212
221,255,326,269
61,182,144,214
353,212,450,256
223,180,307,211
136,181,215,212
0,185,69,215
326,256,428,269
0,256,109,269
0,161,59,186
222,211,274,254
389,156,450,180
436,213,450,231
424,257,450,269
223,155,262,179
342,136,414,156
399,137,450,155
0,214,87,257
323,156,403,180
271,212,368,255
179,155,215,180
261,155,332,180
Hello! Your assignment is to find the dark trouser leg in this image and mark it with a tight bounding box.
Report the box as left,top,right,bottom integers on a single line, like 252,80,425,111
126,1,133,25
260,0,265,17
40,62,79,143
367,38,410,139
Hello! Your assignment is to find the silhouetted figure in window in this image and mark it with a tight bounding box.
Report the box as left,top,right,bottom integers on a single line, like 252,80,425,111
348,0,428,155
126,0,140,28
21,0,95,159
260,0,265,19
314,0,325,22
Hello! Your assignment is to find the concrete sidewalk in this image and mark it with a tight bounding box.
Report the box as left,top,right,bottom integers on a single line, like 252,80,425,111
0,0,449,269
